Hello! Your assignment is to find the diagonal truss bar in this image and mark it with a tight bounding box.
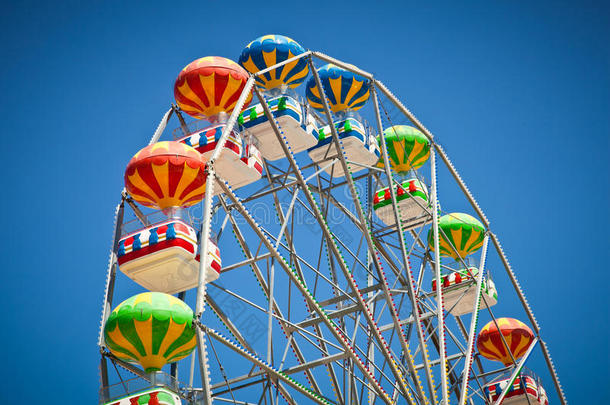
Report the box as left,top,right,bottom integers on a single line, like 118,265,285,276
218,195,325,396
260,163,345,405
306,62,422,404
458,235,489,405
311,51,374,80
253,51,312,79
216,176,393,403
490,233,567,405
207,295,295,403
254,83,411,402
201,324,331,404
492,337,539,405
429,147,449,404
98,199,125,347
431,140,565,404
371,85,436,404
370,76,566,405
211,352,348,391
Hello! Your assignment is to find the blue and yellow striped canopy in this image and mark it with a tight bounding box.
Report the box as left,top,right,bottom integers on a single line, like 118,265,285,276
305,64,370,113
239,35,309,90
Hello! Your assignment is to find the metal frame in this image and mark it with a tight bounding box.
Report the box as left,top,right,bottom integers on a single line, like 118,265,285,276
97,51,567,405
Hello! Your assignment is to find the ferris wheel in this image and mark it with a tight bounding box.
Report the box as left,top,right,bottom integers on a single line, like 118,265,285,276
97,35,568,405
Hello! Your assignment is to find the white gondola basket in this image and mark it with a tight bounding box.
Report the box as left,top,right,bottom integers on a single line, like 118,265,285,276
238,95,319,160
118,216,221,294
307,117,380,177
432,267,498,316
485,369,549,405
176,123,263,194
373,178,432,230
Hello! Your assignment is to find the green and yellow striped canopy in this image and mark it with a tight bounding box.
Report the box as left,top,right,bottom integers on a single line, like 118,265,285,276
377,125,430,173
103,292,196,373
428,213,485,259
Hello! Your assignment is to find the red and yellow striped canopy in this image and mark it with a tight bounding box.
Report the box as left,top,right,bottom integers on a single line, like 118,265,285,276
174,56,252,120
124,141,207,210
477,318,534,365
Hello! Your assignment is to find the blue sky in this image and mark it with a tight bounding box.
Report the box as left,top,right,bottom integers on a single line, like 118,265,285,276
0,0,607,403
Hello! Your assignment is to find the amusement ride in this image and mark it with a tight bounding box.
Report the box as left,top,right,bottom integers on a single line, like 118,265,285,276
97,35,567,405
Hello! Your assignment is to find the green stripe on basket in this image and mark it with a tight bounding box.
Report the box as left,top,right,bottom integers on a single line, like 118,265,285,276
374,190,428,209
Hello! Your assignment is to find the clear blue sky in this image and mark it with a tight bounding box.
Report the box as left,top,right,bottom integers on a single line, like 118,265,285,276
0,0,607,403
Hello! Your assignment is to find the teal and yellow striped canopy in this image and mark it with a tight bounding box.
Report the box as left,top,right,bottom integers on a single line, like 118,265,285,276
428,213,485,259
239,35,309,90
103,292,196,372
377,125,430,173
305,64,370,113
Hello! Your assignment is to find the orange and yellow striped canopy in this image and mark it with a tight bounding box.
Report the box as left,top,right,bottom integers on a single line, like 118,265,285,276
174,56,252,120
124,141,207,210
477,318,534,365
